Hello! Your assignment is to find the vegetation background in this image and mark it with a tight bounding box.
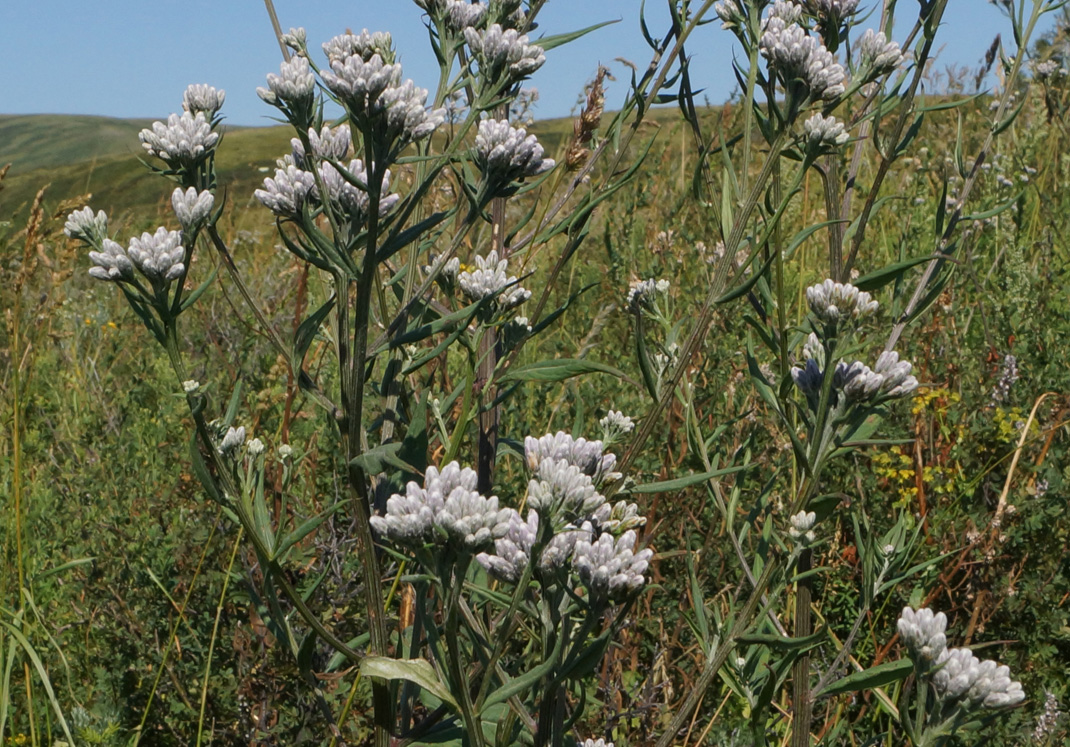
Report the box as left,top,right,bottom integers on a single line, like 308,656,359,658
1,7,1069,746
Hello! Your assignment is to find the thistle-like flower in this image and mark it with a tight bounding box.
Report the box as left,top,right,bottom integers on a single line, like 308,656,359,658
257,56,316,109
171,187,215,232
87,239,134,282
64,207,109,245
255,164,317,219
803,112,849,148
524,432,620,485
182,84,226,119
805,279,878,323
474,119,555,189
464,24,545,82
126,228,186,284
458,250,531,311
139,112,219,169
572,530,653,602
858,29,905,74
527,458,607,521
897,606,948,664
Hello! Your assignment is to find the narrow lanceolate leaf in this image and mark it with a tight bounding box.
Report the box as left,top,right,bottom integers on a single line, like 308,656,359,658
816,657,913,697
361,656,457,710
499,358,629,384
631,465,747,493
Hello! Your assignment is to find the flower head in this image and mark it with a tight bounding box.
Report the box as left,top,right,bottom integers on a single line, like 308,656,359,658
858,29,904,74
474,119,554,189
599,410,635,441
874,350,918,397
220,426,246,454
255,164,317,219
464,24,545,83
139,112,219,169
315,159,400,220
759,14,846,101
803,112,849,148
291,124,352,167
171,187,215,232
126,228,186,284
573,530,652,602
182,84,226,119
524,431,620,485
527,458,607,521
87,239,134,282
897,606,948,664
805,279,878,323
65,207,109,245
788,510,817,545
322,30,395,65
458,249,531,311
257,56,316,109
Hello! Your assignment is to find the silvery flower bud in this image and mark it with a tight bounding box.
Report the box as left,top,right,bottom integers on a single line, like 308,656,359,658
803,113,849,149
255,164,317,219
572,530,653,602
932,647,981,700
247,438,265,457
281,27,307,55
626,278,658,314
837,361,883,402
590,500,646,534
126,227,186,284
182,380,200,393
874,350,918,397
474,119,555,189
599,410,635,441
858,29,905,73
805,279,878,323
182,84,226,120
458,250,531,310
579,740,615,747
322,30,395,65
527,458,606,520
65,206,109,245
524,431,620,485
291,124,352,167
445,0,487,31
171,187,215,232
278,444,294,460
220,426,246,454
464,24,545,81
257,56,316,109
139,112,219,169
897,606,948,663
436,484,509,549
788,510,817,545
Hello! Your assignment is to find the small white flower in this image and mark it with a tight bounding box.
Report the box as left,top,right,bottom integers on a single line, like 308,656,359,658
590,499,646,534
464,24,545,81
281,27,307,53
247,438,265,457
599,410,635,440
524,431,620,485
527,458,607,520
579,740,615,747
805,279,878,323
182,380,200,393
65,207,109,245
139,112,219,167
171,187,215,232
1033,59,1059,79
836,360,883,401
714,0,746,29
278,444,294,460
126,228,186,284
788,510,816,544
458,250,531,310
182,84,226,119
858,29,904,73
445,0,487,31
291,124,352,166
220,426,246,454
87,239,134,282
803,0,860,22
759,14,846,101
626,278,659,314
803,112,849,148
315,159,400,219
476,509,592,582
874,350,918,398
322,30,394,65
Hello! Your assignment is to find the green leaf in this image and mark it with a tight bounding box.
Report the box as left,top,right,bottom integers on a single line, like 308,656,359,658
499,358,628,384
852,256,936,292
361,656,457,710
350,443,419,477
536,19,617,51
33,557,95,581
0,621,76,746
293,294,336,372
738,626,826,652
631,465,746,493
817,657,913,697
274,500,352,561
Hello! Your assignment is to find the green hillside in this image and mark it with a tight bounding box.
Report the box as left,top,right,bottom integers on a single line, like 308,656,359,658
0,114,157,173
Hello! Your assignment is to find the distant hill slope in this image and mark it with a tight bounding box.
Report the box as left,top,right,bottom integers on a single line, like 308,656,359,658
0,114,158,173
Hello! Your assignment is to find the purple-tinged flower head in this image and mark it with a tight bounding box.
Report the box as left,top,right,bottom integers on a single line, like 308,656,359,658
572,530,653,602
464,24,545,83
858,29,905,74
257,56,316,110
182,84,226,120
291,124,352,168
446,0,487,32
65,207,109,246
474,119,555,190
87,239,134,282
836,360,883,402
791,358,824,396
255,164,317,219
171,187,215,233
139,112,220,169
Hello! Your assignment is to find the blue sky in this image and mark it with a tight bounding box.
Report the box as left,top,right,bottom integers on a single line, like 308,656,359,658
0,1,1050,127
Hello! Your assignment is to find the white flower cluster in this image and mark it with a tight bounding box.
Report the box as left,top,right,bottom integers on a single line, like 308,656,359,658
803,112,849,148
527,458,606,520
599,410,635,440
475,509,586,582
139,112,220,168
714,0,746,29
474,119,555,186
371,461,510,549
573,530,653,601
759,6,846,101
1033,59,1062,80
220,425,246,454
257,56,316,109
579,740,614,747
86,227,186,286
803,0,859,22
171,187,215,233
458,250,531,311
64,207,109,245
626,277,669,314
897,606,1024,710
446,0,487,31
291,124,352,167
182,84,226,120
464,24,545,82
788,510,816,545
319,32,445,147
524,431,621,486
254,164,318,219
897,606,947,663
805,279,878,323
857,29,905,74
315,159,401,219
